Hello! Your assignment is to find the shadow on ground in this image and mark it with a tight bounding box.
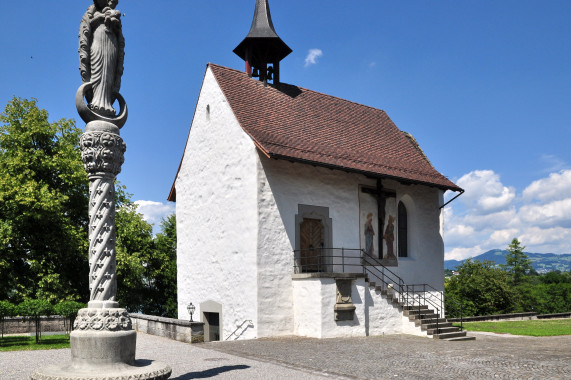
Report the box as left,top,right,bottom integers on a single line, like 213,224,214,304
171,365,250,379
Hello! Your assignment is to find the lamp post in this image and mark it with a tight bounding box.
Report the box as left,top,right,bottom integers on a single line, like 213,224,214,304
187,302,196,322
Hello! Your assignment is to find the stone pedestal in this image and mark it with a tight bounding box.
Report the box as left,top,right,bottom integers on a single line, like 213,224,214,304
30,308,172,380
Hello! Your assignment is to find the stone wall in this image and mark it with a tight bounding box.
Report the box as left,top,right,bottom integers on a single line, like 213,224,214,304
1,316,68,335
130,314,204,344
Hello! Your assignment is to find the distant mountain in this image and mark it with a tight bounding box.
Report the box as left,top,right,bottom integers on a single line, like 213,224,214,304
444,250,571,273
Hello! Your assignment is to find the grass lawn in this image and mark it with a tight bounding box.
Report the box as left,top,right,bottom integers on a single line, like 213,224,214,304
0,334,70,351
456,319,571,337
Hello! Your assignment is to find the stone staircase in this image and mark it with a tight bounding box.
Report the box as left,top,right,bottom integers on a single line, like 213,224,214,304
367,280,475,341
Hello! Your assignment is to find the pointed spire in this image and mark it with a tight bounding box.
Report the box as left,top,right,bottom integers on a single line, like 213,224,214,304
233,0,292,84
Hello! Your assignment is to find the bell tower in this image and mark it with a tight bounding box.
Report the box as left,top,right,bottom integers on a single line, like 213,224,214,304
233,0,292,85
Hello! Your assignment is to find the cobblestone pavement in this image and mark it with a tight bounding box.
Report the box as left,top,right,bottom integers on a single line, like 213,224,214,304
1,332,570,379
202,332,571,380
0,333,332,380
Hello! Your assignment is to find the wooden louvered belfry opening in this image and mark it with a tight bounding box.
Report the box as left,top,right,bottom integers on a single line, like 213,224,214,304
300,218,324,272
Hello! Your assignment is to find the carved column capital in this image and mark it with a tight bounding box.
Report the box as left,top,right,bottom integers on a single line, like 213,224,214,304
80,131,126,177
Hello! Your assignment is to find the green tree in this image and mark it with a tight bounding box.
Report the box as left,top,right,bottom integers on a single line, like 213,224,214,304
18,299,53,343
0,300,15,344
150,214,177,318
54,301,85,334
502,238,533,286
0,98,177,316
445,259,516,316
115,205,177,317
0,98,89,303
115,202,154,312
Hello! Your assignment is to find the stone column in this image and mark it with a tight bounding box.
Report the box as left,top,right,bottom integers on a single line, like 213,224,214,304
80,123,125,309
31,2,171,378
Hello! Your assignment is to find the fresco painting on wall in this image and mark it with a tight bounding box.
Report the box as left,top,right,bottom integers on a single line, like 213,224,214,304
383,198,397,261
359,189,378,257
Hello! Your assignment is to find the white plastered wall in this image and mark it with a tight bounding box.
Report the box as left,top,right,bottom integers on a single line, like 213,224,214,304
255,156,446,337
292,276,426,338
176,67,259,340
386,179,445,291
255,156,369,337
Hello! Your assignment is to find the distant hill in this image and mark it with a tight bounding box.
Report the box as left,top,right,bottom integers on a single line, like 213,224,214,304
444,250,571,273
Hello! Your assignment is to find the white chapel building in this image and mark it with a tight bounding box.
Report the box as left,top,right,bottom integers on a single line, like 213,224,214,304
169,0,466,341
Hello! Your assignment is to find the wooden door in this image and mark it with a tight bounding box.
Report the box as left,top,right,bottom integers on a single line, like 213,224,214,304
300,218,324,272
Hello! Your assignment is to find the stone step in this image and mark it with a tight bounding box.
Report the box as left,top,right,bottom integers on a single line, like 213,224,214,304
421,322,453,330
408,312,438,320
402,305,429,311
415,317,447,326
426,326,460,335
444,336,476,341
404,309,436,316
433,331,468,340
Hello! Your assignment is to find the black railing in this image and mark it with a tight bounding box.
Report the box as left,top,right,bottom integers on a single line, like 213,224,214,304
293,248,363,274
293,248,464,331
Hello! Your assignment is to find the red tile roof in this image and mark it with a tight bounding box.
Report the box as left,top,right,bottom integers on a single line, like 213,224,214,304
168,64,461,201
209,64,461,192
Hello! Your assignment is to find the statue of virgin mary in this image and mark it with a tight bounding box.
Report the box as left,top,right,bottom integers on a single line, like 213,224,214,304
79,0,125,118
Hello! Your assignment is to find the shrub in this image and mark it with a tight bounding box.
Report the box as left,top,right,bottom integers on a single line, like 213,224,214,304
18,299,53,343
54,301,85,334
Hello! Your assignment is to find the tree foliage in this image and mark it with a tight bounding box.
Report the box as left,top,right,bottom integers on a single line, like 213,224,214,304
0,98,177,317
0,98,89,303
446,239,570,316
18,299,53,343
502,238,534,285
445,259,516,316
0,300,16,343
116,207,177,317
151,214,177,317
53,301,85,334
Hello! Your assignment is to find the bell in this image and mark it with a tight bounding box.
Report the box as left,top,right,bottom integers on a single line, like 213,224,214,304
252,68,259,78
267,68,274,81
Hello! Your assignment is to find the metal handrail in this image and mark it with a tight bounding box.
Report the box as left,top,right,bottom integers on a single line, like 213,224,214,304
225,320,253,341
293,248,464,331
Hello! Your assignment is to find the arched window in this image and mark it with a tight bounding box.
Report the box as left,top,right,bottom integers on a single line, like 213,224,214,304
398,201,408,258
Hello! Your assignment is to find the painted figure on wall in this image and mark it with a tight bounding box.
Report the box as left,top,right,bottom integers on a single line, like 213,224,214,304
384,215,397,260
364,212,375,256
79,0,125,117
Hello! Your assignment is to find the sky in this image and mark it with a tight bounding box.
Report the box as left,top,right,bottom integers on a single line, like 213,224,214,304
1,1,570,259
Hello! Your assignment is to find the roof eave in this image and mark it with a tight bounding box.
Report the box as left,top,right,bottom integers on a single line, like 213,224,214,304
267,152,463,193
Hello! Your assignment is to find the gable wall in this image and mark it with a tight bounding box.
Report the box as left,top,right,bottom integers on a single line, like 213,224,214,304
176,68,259,340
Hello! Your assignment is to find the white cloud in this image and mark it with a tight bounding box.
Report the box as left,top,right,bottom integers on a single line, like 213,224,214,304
445,169,571,260
456,170,515,213
304,49,323,67
489,229,520,246
519,199,571,228
134,200,175,229
539,154,567,173
522,170,571,203
446,246,484,261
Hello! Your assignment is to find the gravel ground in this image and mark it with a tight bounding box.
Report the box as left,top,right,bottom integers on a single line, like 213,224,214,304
1,332,570,380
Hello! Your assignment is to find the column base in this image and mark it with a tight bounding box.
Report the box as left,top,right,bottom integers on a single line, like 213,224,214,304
30,308,172,380
30,360,172,380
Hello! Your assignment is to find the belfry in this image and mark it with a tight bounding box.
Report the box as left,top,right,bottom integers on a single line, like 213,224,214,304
233,0,292,85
